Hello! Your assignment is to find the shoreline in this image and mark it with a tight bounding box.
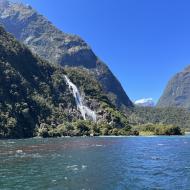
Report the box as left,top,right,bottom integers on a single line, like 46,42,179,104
0,134,189,140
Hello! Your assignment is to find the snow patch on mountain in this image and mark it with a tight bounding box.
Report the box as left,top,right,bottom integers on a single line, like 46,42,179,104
134,98,155,107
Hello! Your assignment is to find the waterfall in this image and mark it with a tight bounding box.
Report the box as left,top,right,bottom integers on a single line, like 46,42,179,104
64,75,97,122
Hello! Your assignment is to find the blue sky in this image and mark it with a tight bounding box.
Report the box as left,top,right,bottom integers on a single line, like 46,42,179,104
19,0,190,102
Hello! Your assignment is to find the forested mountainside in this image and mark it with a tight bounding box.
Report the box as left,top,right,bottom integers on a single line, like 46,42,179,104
0,0,186,137
0,26,185,138
0,0,133,111
0,26,133,138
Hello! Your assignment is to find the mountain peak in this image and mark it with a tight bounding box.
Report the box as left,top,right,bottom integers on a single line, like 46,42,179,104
0,25,132,138
0,1,133,110
134,98,155,107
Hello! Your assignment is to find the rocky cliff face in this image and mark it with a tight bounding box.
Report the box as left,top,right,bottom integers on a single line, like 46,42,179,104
0,26,132,138
0,0,133,110
157,66,190,109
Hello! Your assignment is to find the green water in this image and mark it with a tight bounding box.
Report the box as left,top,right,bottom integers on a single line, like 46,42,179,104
0,136,190,190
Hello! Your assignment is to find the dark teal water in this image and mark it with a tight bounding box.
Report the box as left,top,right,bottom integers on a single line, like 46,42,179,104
0,136,190,190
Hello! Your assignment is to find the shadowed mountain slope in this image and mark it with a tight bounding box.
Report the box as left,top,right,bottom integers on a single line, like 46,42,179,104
0,0,133,110
157,65,190,109
0,26,132,138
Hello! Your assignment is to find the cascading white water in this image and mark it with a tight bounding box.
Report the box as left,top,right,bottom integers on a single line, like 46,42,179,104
64,75,97,122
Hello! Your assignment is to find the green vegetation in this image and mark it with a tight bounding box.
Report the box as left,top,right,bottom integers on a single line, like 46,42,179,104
0,3,188,138
0,26,187,138
0,0,133,111
0,26,134,138
133,123,183,136
37,120,138,137
129,107,190,131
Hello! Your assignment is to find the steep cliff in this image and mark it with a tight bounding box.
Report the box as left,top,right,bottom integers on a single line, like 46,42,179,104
157,66,190,109
0,0,133,110
0,26,132,138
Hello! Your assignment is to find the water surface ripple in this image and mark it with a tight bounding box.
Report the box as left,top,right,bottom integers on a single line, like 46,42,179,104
0,136,190,190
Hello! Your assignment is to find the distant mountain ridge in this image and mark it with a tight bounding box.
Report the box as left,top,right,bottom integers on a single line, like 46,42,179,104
0,0,133,110
157,65,190,109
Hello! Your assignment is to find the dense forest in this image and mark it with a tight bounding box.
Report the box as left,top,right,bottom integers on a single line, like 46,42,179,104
0,23,188,138
0,1,189,138
0,26,134,138
128,106,190,133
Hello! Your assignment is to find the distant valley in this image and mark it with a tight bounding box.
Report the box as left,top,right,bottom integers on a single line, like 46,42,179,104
0,0,190,138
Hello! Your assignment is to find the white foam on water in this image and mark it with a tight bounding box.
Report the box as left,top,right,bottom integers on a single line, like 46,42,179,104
15,151,42,159
7,141,15,144
66,165,78,170
16,150,23,154
82,165,87,169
